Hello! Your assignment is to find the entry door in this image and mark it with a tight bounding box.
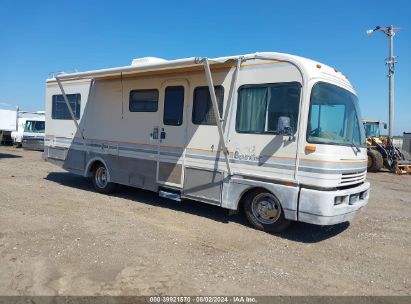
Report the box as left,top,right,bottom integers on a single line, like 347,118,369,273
156,80,189,187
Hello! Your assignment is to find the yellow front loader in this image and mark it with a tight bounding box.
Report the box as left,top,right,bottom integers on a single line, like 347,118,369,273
363,120,411,174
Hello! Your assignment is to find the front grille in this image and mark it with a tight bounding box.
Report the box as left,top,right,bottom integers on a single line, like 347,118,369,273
340,170,367,186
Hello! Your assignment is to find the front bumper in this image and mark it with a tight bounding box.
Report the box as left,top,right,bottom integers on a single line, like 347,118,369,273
22,138,44,151
298,181,370,225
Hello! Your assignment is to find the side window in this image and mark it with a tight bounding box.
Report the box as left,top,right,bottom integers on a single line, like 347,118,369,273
192,86,224,125
129,89,159,112
52,94,81,120
163,86,184,126
236,83,301,134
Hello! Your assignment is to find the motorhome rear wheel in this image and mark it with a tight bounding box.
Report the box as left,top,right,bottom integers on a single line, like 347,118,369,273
92,163,117,194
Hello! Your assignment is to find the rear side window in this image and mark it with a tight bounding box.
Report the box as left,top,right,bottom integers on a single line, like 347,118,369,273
163,86,184,126
52,94,81,120
236,83,301,134
129,89,159,112
192,86,224,125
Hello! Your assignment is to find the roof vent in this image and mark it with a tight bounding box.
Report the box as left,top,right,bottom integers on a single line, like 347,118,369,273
131,57,167,66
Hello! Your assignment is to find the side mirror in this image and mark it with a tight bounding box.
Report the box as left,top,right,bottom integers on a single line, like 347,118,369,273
277,116,293,135
383,123,387,130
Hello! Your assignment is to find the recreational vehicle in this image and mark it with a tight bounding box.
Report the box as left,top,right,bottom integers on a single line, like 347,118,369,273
12,111,45,148
22,117,45,151
44,52,369,232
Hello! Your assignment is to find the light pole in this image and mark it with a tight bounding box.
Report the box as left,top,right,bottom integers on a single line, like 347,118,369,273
366,25,400,140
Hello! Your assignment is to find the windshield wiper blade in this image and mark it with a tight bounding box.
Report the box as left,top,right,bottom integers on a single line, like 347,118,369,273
351,142,361,153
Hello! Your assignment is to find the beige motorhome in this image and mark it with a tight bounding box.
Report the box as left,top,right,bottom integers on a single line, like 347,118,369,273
44,52,369,232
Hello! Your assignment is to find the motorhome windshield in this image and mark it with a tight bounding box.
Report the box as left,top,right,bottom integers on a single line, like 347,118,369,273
24,120,45,133
307,82,364,147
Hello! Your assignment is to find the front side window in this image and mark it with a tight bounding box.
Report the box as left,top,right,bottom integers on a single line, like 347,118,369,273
192,86,224,125
307,82,365,146
236,83,301,134
52,93,81,120
163,86,184,126
129,89,159,112
24,120,45,133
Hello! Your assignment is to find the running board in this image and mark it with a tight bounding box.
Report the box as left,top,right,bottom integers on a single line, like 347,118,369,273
159,189,181,201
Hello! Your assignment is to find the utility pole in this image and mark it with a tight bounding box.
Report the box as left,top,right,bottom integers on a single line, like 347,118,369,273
367,25,400,139
388,26,395,140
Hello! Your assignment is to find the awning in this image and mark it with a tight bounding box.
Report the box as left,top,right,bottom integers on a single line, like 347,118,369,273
48,56,242,82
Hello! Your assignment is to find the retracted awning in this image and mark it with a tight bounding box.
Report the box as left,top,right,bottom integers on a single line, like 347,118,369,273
49,52,307,82
49,56,241,82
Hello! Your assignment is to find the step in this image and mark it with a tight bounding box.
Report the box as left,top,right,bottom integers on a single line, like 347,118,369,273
159,189,181,201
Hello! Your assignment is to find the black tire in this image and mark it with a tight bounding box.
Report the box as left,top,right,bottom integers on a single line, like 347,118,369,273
243,189,291,233
91,163,117,194
367,149,383,172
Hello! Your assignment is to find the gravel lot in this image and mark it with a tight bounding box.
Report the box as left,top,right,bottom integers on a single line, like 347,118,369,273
0,146,410,296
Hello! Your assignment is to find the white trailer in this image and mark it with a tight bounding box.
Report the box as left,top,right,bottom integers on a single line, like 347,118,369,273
44,52,370,232
0,108,18,145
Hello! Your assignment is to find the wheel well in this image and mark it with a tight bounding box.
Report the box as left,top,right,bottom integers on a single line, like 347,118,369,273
88,160,104,177
237,187,272,211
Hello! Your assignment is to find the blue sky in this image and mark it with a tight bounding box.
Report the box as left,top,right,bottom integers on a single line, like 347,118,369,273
0,0,410,134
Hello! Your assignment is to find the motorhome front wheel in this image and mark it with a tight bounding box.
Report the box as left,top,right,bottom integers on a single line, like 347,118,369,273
243,190,290,232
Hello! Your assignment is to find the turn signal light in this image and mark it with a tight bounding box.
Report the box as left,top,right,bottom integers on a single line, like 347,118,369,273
305,145,316,152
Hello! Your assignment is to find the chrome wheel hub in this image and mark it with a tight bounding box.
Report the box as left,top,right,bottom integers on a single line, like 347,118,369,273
95,167,108,188
251,194,281,224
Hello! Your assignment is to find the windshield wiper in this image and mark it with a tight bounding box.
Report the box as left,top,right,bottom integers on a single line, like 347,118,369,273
351,142,361,153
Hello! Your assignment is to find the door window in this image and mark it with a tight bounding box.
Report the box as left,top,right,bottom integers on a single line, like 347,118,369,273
163,86,184,126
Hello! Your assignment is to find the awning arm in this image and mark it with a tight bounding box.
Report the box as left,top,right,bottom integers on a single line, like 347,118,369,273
55,76,85,139
202,58,232,175
224,57,242,142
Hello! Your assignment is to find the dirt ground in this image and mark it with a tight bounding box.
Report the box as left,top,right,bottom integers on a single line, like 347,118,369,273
0,146,410,296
